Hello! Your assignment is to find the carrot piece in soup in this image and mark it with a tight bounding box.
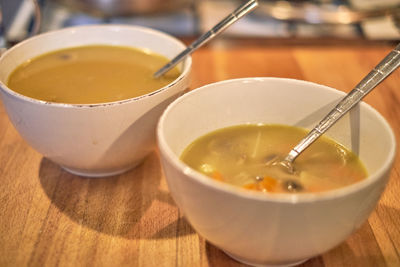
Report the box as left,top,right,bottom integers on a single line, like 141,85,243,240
243,176,278,192
211,171,224,181
259,176,278,192
243,183,258,190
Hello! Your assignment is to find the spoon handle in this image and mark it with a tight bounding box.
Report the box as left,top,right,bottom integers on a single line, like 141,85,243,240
285,43,400,163
153,0,258,78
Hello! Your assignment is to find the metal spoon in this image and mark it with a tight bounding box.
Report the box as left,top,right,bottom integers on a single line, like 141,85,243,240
153,0,259,78
276,43,400,174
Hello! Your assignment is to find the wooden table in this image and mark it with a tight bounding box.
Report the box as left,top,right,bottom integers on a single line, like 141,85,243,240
1,39,399,267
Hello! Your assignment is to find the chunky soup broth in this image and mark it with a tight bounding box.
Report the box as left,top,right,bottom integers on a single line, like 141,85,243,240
7,45,180,104
180,124,367,193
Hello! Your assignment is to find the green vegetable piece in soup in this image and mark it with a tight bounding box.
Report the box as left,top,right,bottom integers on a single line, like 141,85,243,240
180,124,368,193
7,45,180,104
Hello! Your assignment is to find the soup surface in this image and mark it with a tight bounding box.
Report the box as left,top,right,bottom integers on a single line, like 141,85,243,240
7,45,180,104
180,124,367,193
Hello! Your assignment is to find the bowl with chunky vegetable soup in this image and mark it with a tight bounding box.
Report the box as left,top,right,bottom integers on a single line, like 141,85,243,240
157,77,396,266
0,24,191,177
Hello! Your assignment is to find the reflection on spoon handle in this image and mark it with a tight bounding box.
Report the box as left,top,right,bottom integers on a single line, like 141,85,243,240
285,43,400,164
153,0,258,78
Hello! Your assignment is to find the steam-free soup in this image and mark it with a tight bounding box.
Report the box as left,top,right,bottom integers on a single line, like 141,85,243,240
7,45,180,104
180,124,367,193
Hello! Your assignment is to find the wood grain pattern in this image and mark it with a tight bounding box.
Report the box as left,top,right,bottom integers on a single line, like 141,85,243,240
1,40,399,267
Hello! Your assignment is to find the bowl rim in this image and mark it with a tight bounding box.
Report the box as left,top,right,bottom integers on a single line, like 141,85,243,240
157,77,397,203
0,24,192,108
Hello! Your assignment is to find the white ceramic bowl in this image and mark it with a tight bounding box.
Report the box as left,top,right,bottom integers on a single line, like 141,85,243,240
157,78,396,266
0,24,191,177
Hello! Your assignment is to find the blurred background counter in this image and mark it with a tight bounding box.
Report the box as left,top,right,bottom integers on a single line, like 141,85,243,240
2,0,400,47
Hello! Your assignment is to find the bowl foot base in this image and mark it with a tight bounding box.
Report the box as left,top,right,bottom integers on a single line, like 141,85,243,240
223,250,309,267
61,163,142,178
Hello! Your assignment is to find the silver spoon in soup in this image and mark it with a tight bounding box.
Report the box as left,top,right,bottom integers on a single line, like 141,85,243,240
263,43,400,192
153,0,259,78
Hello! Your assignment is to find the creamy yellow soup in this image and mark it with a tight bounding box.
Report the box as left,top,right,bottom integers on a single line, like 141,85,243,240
7,45,180,104
180,124,368,193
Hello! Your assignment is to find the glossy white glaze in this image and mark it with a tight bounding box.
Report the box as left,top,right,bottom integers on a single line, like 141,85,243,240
157,78,396,266
0,25,191,177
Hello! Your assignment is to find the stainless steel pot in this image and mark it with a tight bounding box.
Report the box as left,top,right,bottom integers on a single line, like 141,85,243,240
1,0,41,54
51,0,193,17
